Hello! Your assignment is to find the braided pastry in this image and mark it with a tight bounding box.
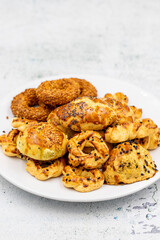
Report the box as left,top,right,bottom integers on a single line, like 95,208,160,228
104,92,129,104
105,118,158,143
62,165,104,192
103,95,142,123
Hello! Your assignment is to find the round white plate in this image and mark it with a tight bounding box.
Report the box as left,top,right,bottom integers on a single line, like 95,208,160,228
0,74,160,202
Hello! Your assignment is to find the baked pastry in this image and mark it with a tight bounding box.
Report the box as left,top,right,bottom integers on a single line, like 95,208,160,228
103,141,157,184
67,131,109,169
47,97,116,131
136,128,160,150
104,92,129,104
12,118,68,160
105,118,158,143
130,106,142,120
26,157,66,180
102,97,134,123
36,78,81,107
72,78,97,97
12,117,38,131
0,129,20,157
103,96,142,123
62,165,104,192
11,88,51,121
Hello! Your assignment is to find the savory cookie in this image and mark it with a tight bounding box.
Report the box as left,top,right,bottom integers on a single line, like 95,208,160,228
103,141,157,185
26,157,66,180
62,165,104,192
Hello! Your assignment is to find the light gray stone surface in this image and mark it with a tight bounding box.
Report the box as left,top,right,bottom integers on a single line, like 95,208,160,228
0,0,160,239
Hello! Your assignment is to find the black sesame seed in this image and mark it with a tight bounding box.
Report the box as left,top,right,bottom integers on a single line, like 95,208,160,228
66,174,69,176
144,160,148,166
97,177,101,179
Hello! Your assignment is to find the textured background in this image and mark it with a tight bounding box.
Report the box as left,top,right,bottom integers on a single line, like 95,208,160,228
0,0,160,239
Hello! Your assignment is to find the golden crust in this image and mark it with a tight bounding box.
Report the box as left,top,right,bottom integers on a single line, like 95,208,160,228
0,129,20,157
136,128,160,150
11,88,51,121
103,141,157,185
129,106,142,120
36,78,80,107
72,78,97,97
102,97,134,123
47,97,116,131
105,118,158,143
104,92,129,104
26,157,66,180
102,95,142,123
62,165,104,192
11,117,38,131
67,131,109,169
15,120,68,160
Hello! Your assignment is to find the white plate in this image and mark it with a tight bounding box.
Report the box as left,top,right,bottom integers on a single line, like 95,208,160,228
0,74,160,202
